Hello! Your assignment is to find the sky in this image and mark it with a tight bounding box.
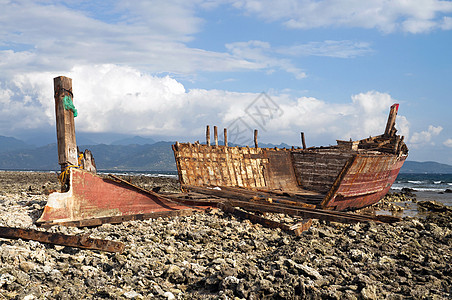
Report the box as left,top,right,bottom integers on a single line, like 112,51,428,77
1,0,452,164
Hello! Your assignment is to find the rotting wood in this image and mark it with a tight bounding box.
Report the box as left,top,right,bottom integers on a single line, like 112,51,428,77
301,132,306,149
214,126,218,146
384,104,399,137
37,168,201,227
78,148,97,173
224,128,228,146
218,202,312,236
225,199,400,224
0,226,124,253
172,104,408,212
39,209,195,228
54,76,78,171
254,129,258,148
107,174,210,211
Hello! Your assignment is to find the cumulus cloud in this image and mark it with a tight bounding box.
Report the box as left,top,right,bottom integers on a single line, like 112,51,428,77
231,0,452,33
443,138,452,148
409,125,443,147
0,64,408,146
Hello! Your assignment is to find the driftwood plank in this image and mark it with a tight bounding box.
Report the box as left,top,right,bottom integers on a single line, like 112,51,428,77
218,202,312,236
0,226,124,253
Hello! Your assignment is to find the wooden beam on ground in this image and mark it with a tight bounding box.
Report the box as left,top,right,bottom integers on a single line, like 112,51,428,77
39,209,195,228
0,226,124,253
225,199,400,224
218,202,312,236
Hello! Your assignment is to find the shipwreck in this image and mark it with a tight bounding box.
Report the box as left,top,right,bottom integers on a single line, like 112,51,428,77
36,76,404,234
172,104,408,212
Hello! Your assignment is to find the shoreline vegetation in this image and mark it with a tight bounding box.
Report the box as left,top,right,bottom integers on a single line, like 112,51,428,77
0,171,451,299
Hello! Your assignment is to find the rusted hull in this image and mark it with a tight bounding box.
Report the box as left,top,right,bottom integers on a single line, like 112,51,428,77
172,104,409,212
320,153,407,210
37,168,194,226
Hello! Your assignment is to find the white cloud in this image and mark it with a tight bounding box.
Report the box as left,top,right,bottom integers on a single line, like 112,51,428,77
409,125,443,146
444,138,452,148
231,0,452,33
225,41,307,79
277,40,373,58
0,0,274,78
0,64,408,146
441,16,452,29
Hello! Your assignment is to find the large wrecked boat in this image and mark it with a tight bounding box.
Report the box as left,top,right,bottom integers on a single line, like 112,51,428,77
37,76,403,230
172,104,408,211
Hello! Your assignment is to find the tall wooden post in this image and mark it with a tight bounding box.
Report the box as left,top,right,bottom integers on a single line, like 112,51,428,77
224,128,228,146
301,132,306,149
214,126,218,146
384,103,399,137
206,125,210,146
254,129,258,148
54,76,78,171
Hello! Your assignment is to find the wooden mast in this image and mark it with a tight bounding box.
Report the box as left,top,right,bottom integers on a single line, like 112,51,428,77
54,76,78,171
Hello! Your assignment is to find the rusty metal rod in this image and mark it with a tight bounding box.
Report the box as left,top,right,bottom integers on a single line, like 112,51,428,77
0,226,124,253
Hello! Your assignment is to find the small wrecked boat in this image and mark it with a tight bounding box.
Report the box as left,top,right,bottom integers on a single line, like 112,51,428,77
172,104,408,211
37,76,203,227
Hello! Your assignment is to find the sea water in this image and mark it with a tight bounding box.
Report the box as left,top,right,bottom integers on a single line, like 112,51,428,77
383,173,452,217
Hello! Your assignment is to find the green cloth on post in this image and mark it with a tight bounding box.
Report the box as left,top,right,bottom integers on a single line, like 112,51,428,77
63,95,78,117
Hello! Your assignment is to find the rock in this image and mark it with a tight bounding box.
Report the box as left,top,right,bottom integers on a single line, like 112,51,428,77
418,200,452,212
221,275,240,291
165,264,184,283
19,261,36,272
163,291,175,300
123,290,141,299
361,284,377,300
285,259,323,280
0,171,451,299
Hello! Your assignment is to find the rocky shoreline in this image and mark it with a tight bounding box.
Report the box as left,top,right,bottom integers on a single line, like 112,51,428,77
0,171,451,299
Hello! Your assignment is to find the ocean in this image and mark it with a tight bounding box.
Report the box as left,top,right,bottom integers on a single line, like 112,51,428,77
392,173,452,193
386,173,452,217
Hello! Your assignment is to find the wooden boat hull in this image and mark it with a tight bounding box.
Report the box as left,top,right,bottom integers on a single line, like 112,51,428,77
320,153,407,210
37,168,195,226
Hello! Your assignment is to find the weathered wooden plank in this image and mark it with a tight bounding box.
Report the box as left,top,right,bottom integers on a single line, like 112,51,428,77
0,226,124,253
54,76,78,170
218,202,312,236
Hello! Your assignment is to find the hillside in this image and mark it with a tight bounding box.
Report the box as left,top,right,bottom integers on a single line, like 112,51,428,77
0,142,177,171
1,135,452,173
400,161,452,174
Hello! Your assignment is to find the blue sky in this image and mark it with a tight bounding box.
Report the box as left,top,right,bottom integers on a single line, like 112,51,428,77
1,0,452,164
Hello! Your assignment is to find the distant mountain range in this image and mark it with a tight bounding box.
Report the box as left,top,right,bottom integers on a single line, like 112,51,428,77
0,135,451,173
399,161,452,174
